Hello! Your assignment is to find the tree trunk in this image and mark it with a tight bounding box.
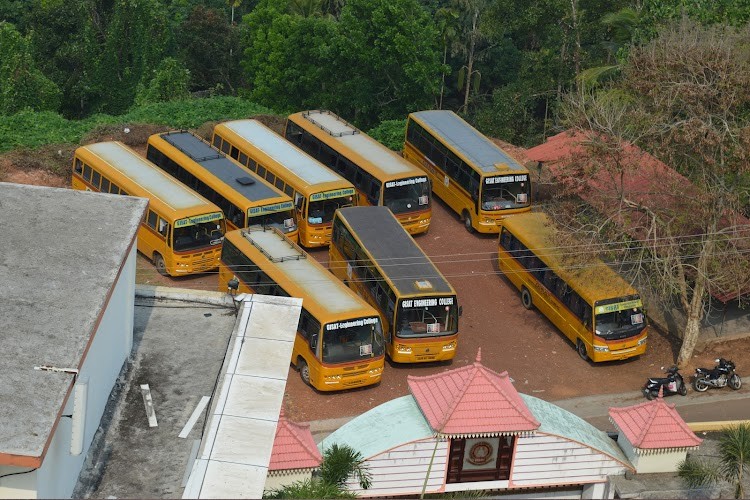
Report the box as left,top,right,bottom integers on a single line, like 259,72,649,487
462,10,478,113
676,234,714,367
439,43,447,110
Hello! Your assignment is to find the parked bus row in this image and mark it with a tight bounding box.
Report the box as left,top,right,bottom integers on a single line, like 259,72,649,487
217,207,460,391
71,108,648,382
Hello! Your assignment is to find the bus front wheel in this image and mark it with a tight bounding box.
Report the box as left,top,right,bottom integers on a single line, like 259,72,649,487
298,358,311,386
154,253,167,276
577,339,589,361
521,287,533,310
462,210,474,233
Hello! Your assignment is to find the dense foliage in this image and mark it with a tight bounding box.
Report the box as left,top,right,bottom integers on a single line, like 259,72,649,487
4,0,750,144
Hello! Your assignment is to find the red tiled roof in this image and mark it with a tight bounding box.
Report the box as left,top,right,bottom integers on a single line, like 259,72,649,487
608,393,702,449
407,349,540,436
269,409,322,471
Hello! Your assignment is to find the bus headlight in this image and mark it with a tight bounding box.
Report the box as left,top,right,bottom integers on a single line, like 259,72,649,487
442,341,456,351
369,367,382,377
324,375,342,384
637,336,648,346
396,344,412,354
482,217,495,224
593,345,609,352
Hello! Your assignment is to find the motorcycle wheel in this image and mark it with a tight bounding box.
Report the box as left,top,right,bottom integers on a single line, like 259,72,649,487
679,383,688,396
729,374,742,390
645,389,657,400
693,377,709,392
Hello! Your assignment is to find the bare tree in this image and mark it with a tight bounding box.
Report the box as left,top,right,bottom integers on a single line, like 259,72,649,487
557,20,750,366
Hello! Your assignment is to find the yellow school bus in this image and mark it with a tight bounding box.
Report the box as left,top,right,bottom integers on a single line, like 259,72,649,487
71,141,225,276
404,110,531,233
497,212,648,362
146,130,299,241
212,119,356,248
330,206,461,363
285,110,431,235
218,227,386,391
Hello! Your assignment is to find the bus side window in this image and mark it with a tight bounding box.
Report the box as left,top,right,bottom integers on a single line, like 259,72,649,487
238,152,249,166
147,210,158,229
220,140,230,154
100,177,110,193
230,146,239,160
74,159,83,175
212,135,222,149
500,229,511,249
83,164,92,181
228,205,244,227
158,218,169,238
92,170,101,189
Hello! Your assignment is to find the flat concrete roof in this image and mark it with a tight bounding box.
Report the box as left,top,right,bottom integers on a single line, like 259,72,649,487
74,286,300,499
0,183,146,462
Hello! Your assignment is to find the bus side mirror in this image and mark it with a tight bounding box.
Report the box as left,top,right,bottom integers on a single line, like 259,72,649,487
458,305,463,317
310,333,318,350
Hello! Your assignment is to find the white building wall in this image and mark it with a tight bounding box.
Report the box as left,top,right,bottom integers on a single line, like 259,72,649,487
510,433,627,488
263,470,314,492
0,466,37,499
616,436,686,473
35,246,137,499
344,438,448,497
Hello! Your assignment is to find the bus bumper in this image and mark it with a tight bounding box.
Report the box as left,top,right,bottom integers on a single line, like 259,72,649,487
391,339,457,363
401,216,431,235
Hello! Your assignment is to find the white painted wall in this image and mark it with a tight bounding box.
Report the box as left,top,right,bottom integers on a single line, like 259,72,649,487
510,433,627,488
344,438,448,497
616,436,687,473
263,470,314,492
0,466,37,499
35,246,137,498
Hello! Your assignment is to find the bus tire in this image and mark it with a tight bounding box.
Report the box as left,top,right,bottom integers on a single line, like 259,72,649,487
154,253,167,276
298,358,311,386
463,210,474,233
521,287,533,310
577,339,589,361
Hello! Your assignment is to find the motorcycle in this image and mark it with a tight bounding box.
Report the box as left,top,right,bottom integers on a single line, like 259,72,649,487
643,365,687,400
693,358,742,392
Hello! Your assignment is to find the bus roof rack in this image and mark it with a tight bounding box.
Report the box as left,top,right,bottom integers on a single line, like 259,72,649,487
241,226,306,263
302,110,359,138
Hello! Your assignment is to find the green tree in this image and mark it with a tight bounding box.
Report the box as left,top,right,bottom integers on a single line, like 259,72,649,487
330,0,442,127
27,0,100,118
93,0,170,114
241,0,336,112
263,443,370,498
320,443,372,490
135,57,191,106
679,424,750,499
0,21,61,115
178,5,241,93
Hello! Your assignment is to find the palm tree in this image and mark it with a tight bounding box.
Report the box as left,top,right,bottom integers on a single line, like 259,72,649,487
263,443,371,499
678,423,750,499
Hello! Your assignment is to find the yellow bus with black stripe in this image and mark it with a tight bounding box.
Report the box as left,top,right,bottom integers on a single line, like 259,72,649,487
212,119,356,247
146,130,299,241
72,141,225,276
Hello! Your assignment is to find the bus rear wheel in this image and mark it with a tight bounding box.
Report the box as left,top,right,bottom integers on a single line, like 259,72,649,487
154,253,167,276
577,339,589,361
298,358,310,386
521,287,533,310
462,210,474,233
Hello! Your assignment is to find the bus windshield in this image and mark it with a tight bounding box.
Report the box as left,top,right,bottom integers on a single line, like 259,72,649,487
481,176,530,211
322,317,385,363
396,297,458,338
248,209,297,234
594,300,647,341
308,195,354,225
383,176,430,215
173,220,225,252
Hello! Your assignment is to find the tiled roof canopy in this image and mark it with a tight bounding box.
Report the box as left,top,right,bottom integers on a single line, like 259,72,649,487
608,391,702,451
407,349,540,437
269,408,322,472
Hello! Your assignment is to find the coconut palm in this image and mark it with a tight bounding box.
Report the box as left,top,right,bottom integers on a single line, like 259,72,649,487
678,423,750,499
263,443,371,499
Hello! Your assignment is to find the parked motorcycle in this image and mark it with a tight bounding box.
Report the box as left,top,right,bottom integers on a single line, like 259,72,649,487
643,365,688,400
693,358,742,392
